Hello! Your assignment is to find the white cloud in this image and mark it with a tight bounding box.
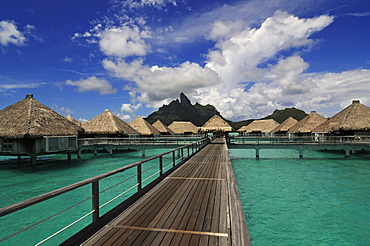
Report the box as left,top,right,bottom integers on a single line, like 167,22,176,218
121,103,142,113
206,11,333,88
79,118,89,123
52,105,74,116
112,0,177,10
115,112,132,121
64,57,73,63
0,20,26,46
103,58,221,104
0,83,43,89
195,60,370,120
207,20,246,41
66,76,117,94
99,25,150,57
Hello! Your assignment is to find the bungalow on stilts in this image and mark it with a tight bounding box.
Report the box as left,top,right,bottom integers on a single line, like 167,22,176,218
0,94,84,164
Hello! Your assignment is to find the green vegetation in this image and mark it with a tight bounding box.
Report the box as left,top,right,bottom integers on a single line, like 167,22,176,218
145,93,219,126
263,108,307,123
145,93,307,128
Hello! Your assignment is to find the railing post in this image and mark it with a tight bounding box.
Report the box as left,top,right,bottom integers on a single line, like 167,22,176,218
159,156,163,175
181,148,184,160
137,164,142,191
92,181,99,222
172,151,175,167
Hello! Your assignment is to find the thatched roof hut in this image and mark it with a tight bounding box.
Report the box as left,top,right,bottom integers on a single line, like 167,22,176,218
272,117,298,133
288,111,327,133
313,100,370,134
168,121,199,134
152,120,174,135
130,116,160,136
0,94,84,138
200,115,233,132
238,119,279,133
66,115,82,127
83,109,138,136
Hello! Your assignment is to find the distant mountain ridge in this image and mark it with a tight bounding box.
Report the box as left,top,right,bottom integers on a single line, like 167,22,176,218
145,93,220,126
263,108,307,123
145,93,308,129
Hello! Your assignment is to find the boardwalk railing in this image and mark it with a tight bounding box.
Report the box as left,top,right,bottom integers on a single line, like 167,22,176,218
228,135,370,145
78,136,204,147
0,138,210,245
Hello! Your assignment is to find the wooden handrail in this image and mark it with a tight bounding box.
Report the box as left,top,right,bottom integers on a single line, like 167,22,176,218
0,139,209,218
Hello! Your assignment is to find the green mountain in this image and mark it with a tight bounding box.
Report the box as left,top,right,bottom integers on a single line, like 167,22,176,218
145,93,220,126
145,93,308,128
263,107,307,123
227,119,254,130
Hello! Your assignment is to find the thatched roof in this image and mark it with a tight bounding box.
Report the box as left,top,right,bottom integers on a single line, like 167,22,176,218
272,117,298,133
168,121,199,134
83,109,138,135
66,115,82,127
130,116,160,135
288,111,327,133
200,115,233,132
152,120,174,134
0,94,84,138
313,100,370,133
238,119,279,133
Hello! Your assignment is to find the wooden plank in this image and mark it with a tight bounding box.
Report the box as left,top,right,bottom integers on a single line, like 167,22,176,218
179,167,219,244
80,137,249,246
167,164,215,245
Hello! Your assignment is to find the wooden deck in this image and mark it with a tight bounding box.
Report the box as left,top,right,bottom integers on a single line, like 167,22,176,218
80,137,250,246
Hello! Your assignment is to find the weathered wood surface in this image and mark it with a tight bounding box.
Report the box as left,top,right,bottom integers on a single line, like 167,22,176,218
81,137,250,246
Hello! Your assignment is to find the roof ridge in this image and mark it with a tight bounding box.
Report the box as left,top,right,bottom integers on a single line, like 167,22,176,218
108,111,120,131
26,97,34,135
341,103,354,125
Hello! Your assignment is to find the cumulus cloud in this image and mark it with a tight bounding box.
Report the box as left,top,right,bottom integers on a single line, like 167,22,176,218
99,25,150,57
206,11,333,88
121,102,142,113
207,20,246,41
0,20,26,46
115,112,132,121
66,76,117,94
196,61,370,120
103,59,221,104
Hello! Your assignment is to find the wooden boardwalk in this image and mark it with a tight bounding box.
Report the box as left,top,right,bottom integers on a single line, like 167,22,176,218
80,138,250,246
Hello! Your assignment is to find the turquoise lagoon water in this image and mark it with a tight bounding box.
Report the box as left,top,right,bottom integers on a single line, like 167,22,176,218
229,148,370,246
0,148,179,245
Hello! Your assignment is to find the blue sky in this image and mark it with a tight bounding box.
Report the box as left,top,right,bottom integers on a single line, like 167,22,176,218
1,0,369,122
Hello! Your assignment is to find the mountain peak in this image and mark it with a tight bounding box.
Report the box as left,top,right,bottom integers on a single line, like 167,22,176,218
145,93,219,126
180,92,192,108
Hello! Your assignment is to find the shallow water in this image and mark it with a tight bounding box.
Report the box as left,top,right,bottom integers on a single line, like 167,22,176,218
229,148,370,246
0,148,177,245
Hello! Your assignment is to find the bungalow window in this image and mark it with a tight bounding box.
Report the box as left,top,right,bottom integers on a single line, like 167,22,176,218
3,139,13,151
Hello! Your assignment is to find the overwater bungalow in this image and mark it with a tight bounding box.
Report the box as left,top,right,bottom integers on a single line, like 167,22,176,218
313,100,370,136
129,116,160,136
152,120,174,135
288,111,327,138
168,121,199,135
238,119,279,135
200,115,233,136
0,94,84,164
272,117,298,135
82,109,138,138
